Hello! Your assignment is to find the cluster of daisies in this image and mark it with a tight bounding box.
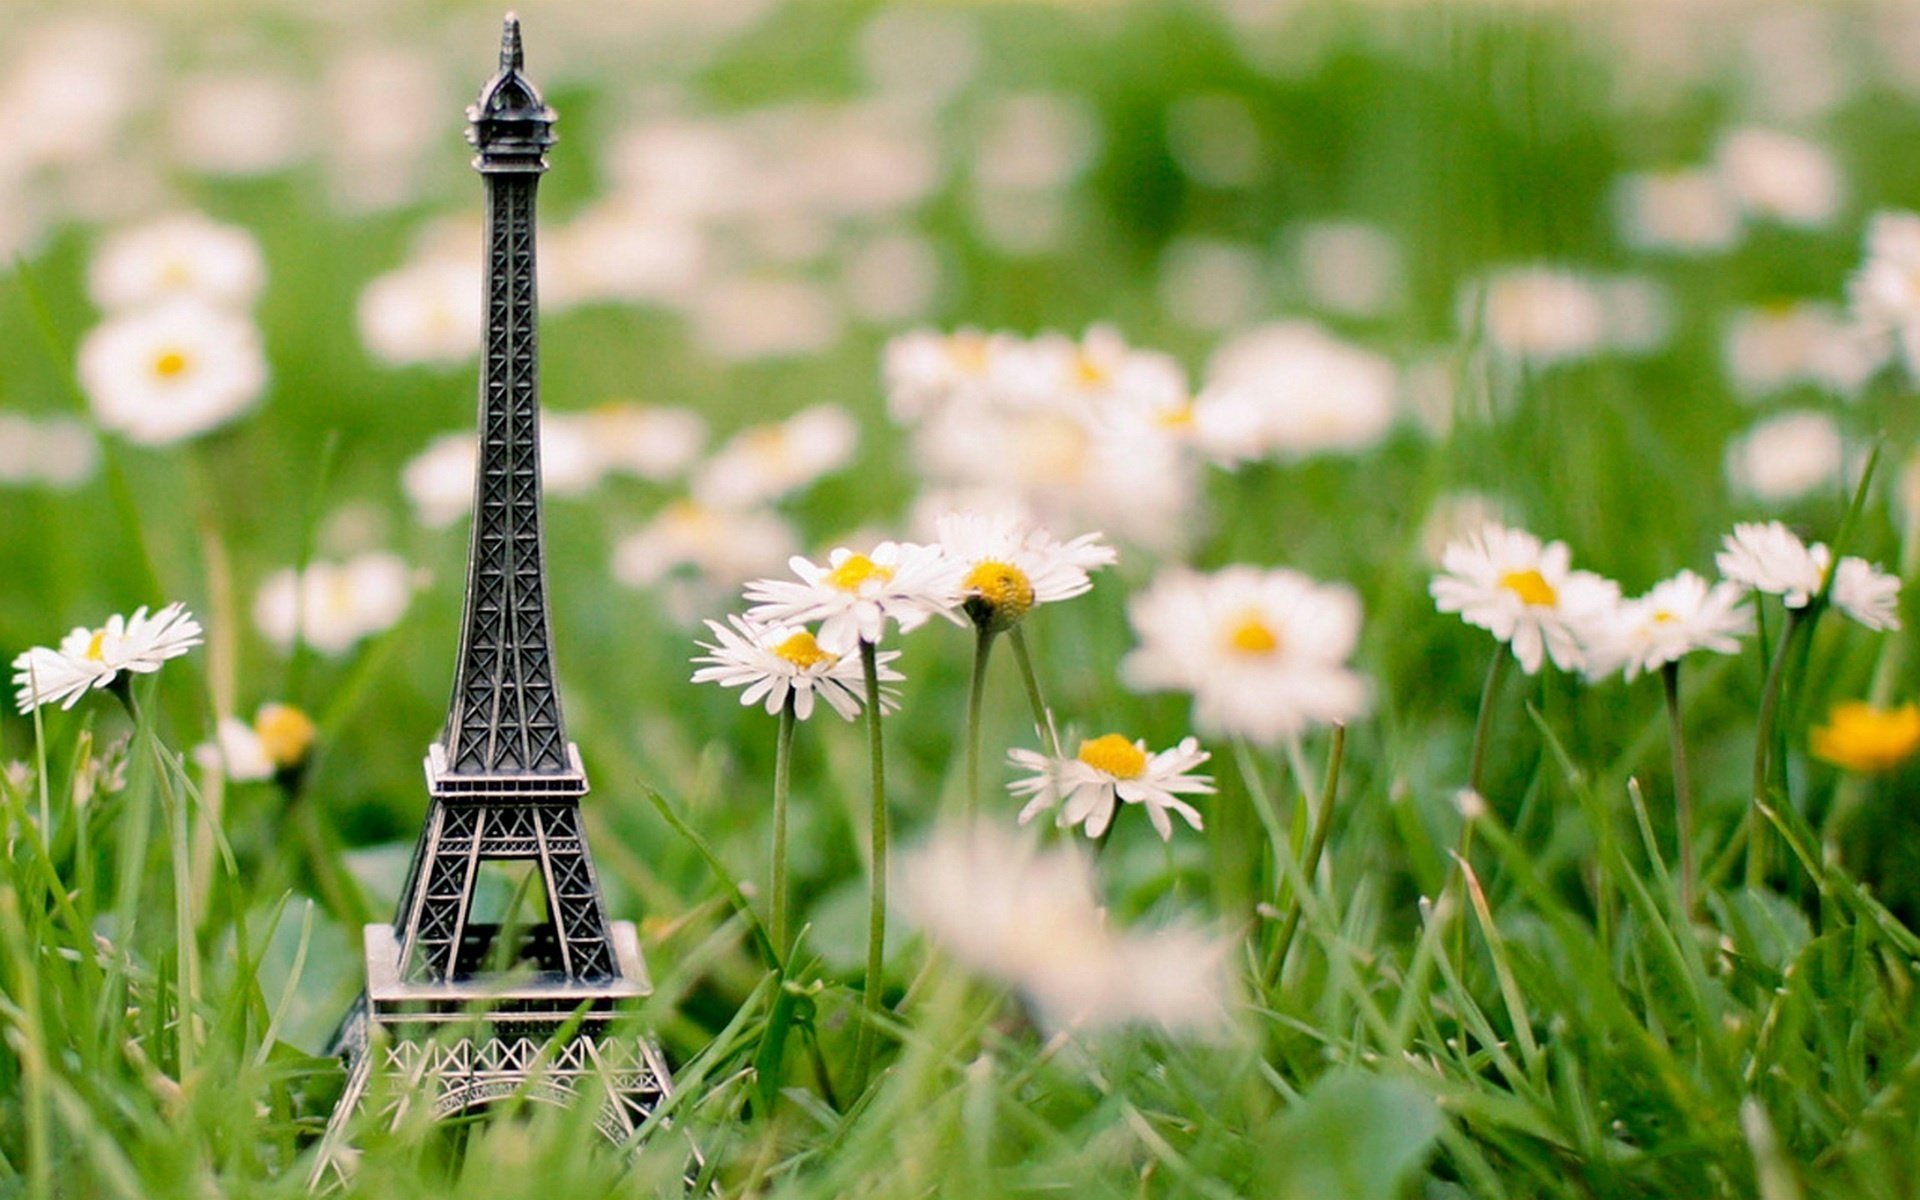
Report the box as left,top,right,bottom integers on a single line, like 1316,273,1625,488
884,323,1399,555
1432,518,1901,683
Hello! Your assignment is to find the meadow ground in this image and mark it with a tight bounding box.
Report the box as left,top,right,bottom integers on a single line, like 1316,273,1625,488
4,1,1920,1197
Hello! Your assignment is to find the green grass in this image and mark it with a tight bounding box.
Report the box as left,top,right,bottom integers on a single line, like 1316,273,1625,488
4,1,1920,1196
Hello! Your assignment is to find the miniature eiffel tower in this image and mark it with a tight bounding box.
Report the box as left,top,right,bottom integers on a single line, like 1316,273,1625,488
309,15,677,1188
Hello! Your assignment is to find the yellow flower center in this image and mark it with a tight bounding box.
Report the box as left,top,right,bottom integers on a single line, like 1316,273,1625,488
1072,352,1110,389
1077,733,1147,780
963,560,1036,626
1651,609,1677,625
744,426,789,465
1811,702,1920,774
253,703,316,770
153,349,191,379
1225,610,1282,656
1499,569,1558,607
772,630,836,670
84,629,108,661
948,333,990,374
824,553,893,593
1156,402,1195,430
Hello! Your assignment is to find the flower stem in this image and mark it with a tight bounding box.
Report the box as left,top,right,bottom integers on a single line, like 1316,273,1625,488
851,640,888,1095
1007,625,1061,758
1749,607,1810,888
1467,641,1511,800
1661,662,1696,916
965,626,997,817
1264,724,1346,989
771,695,797,960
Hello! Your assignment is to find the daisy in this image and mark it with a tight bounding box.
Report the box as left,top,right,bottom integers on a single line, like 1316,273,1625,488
88,212,265,313
1831,556,1902,630
357,257,482,367
1713,127,1843,229
1724,411,1847,503
691,404,859,509
746,541,964,651
896,823,1233,1037
12,602,203,713
692,615,900,721
935,509,1114,632
1429,523,1620,675
194,702,318,781
1193,321,1399,462
612,500,799,594
1613,167,1739,255
253,553,414,656
1123,565,1371,746
1714,522,1828,607
1586,570,1753,681
1849,209,1920,375
77,300,267,445
582,402,707,482
1008,733,1214,840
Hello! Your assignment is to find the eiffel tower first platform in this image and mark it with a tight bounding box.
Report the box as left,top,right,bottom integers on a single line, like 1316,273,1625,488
310,16,680,1188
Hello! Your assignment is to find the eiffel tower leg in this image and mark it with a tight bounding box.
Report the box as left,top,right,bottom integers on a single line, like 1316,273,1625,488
307,1050,373,1193
398,803,488,981
534,805,617,979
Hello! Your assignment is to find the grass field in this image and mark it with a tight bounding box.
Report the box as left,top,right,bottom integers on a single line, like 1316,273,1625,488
4,1,1920,1196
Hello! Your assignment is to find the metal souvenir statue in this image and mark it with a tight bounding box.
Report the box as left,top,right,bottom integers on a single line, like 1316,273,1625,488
309,15,681,1188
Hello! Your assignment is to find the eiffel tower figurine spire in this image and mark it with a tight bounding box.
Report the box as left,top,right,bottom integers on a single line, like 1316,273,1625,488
310,16,678,1187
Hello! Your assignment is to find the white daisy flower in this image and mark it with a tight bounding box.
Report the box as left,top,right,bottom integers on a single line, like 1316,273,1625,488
1722,303,1883,400
897,823,1234,1037
883,328,1013,424
1849,209,1920,377
1192,321,1399,463
1831,556,1902,631
12,603,203,713
746,541,965,651
401,432,478,529
1123,566,1371,746
935,509,1114,632
1586,570,1753,681
1725,411,1848,503
357,257,482,367
89,212,266,313
252,553,414,656
77,300,267,445
1008,733,1213,841
1714,127,1844,229
1715,521,1829,607
0,414,99,491
612,500,800,594
691,615,901,721
581,402,707,482
193,704,316,783
1429,523,1621,675
1613,167,1740,255
690,404,858,509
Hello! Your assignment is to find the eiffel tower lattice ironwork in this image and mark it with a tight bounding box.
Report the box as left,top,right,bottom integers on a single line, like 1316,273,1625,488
309,15,682,1188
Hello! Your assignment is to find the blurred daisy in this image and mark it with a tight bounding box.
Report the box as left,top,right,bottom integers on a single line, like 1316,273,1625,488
89,213,265,313
253,553,414,656
1811,701,1920,773
692,615,900,721
357,258,482,367
746,541,964,651
1849,209,1920,375
1192,321,1398,462
935,509,1114,632
1429,523,1621,675
896,823,1233,1036
1725,411,1847,503
194,702,317,782
1291,219,1405,318
1008,733,1213,840
12,603,203,713
401,433,477,528
1586,570,1752,681
691,405,858,509
583,403,707,482
1715,522,1828,607
1723,303,1883,399
1832,556,1902,630
1613,167,1739,254
1714,127,1843,228
168,70,309,177
78,301,267,445
1123,565,1371,745
0,414,99,491
613,500,799,596
883,328,1013,423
